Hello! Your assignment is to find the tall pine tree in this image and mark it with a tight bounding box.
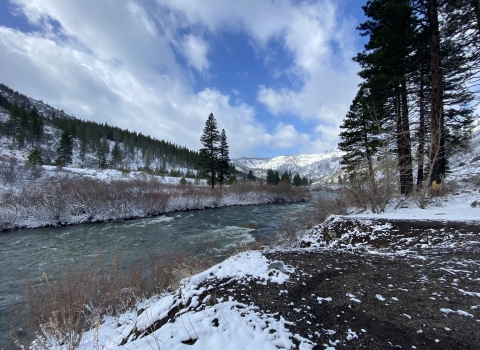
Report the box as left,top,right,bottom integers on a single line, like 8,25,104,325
56,129,73,166
199,113,221,189
216,129,230,186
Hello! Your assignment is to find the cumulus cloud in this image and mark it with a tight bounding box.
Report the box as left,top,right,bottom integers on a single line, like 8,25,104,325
271,123,311,150
0,0,362,157
157,0,362,151
179,34,210,72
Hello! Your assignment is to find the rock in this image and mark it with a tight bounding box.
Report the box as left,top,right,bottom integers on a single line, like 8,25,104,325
0,222,12,231
268,262,289,274
327,230,337,238
243,223,258,229
300,241,311,248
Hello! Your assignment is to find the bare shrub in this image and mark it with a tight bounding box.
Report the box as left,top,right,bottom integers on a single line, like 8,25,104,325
312,196,348,223
0,159,20,184
24,249,215,349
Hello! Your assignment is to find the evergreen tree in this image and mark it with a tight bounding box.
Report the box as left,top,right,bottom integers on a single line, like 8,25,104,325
29,107,44,145
302,176,309,186
274,171,280,185
27,148,43,167
17,107,29,148
199,113,221,189
280,170,291,184
3,103,20,142
247,170,256,182
339,87,383,175
293,173,302,187
266,169,275,185
97,137,110,169
111,142,122,168
57,129,73,166
355,0,415,195
216,129,231,186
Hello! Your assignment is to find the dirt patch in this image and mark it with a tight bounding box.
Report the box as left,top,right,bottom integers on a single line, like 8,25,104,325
190,219,480,349
301,216,480,251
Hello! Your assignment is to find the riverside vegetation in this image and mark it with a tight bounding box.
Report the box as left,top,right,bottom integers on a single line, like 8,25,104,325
0,174,309,231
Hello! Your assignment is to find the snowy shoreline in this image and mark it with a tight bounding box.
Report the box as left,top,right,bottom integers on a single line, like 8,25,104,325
0,195,308,233
0,184,310,232
31,213,480,350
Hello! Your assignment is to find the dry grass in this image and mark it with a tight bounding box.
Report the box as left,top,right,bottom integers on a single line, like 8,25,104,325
22,249,216,349
268,193,349,249
0,177,310,230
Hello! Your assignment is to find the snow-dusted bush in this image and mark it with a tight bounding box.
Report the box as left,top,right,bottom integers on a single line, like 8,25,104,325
0,177,309,230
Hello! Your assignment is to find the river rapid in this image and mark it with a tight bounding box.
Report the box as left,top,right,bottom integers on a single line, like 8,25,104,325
0,199,315,349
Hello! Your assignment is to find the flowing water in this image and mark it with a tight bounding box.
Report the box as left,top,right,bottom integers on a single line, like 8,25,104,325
0,200,315,348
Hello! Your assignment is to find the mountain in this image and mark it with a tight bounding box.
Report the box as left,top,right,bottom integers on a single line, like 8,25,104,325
232,149,344,183
0,83,199,173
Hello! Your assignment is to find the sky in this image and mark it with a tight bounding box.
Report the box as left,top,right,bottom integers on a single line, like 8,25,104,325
0,0,366,158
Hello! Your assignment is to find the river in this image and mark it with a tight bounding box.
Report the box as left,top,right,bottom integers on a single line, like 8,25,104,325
0,199,315,349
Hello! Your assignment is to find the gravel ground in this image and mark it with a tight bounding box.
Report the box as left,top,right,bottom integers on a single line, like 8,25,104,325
189,218,480,349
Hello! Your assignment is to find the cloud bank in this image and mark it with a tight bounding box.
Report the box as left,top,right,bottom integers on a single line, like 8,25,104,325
0,0,361,157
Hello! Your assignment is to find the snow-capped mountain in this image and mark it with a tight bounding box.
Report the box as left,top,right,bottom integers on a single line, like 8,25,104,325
232,149,344,183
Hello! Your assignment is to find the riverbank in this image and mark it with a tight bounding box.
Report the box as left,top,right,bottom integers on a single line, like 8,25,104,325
38,218,479,350
30,197,480,349
0,175,310,232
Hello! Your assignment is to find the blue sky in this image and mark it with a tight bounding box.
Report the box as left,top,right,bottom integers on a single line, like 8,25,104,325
0,0,366,158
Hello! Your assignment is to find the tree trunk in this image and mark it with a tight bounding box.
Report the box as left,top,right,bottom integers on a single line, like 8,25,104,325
400,77,413,195
428,0,445,195
210,153,215,189
394,80,413,196
473,0,480,31
416,67,426,188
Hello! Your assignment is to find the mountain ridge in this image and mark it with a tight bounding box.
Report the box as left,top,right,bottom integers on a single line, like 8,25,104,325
232,149,344,183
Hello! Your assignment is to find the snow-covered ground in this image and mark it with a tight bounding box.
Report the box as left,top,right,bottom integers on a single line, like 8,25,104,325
33,251,302,350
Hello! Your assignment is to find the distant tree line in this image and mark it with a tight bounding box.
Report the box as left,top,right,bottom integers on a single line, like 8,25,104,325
264,169,310,187
0,83,199,171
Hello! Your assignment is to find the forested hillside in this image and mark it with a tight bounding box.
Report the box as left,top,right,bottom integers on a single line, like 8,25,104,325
338,0,479,212
0,83,199,173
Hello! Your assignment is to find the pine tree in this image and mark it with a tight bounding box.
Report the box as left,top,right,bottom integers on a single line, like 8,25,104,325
29,107,44,146
216,129,231,186
5,103,20,143
302,176,309,186
355,0,415,195
247,170,256,182
57,129,73,166
199,113,221,189
339,87,383,175
111,142,122,168
18,107,29,148
293,173,302,187
266,169,275,185
280,170,291,184
97,137,110,169
274,171,280,185
27,148,43,167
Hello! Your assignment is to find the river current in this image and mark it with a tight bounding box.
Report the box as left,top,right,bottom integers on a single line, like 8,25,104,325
0,200,314,349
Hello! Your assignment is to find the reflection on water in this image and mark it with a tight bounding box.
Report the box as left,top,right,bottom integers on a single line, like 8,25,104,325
0,199,317,348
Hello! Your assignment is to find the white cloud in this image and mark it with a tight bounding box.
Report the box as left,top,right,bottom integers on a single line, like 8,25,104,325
156,0,362,151
0,24,265,157
0,0,362,157
179,34,210,72
264,123,311,152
